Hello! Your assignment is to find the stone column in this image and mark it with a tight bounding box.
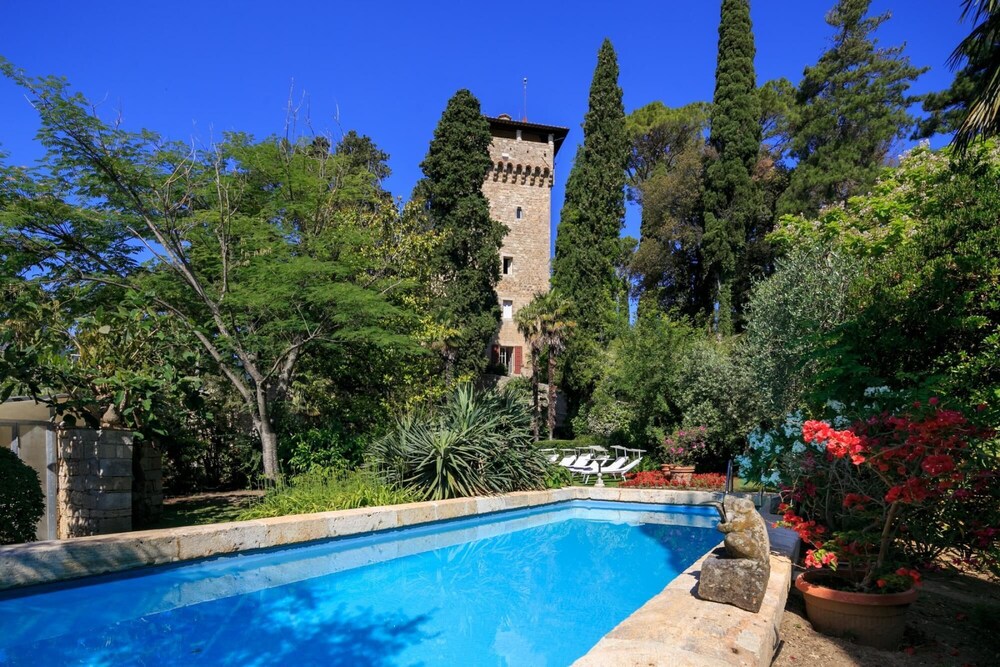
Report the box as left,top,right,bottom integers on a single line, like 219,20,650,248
57,429,133,538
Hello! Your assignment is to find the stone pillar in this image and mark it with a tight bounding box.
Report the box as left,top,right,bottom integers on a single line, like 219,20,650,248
57,429,133,538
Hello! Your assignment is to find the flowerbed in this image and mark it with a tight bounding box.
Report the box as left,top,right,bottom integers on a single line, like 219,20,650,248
621,471,726,490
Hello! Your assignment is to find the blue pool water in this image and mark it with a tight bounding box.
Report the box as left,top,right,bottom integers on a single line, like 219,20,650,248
0,500,720,666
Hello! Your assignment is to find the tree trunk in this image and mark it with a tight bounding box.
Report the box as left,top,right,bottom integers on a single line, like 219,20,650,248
531,346,540,441
254,385,281,482
547,353,557,440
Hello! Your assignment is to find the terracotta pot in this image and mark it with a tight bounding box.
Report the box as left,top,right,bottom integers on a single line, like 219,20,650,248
660,464,695,485
795,569,918,649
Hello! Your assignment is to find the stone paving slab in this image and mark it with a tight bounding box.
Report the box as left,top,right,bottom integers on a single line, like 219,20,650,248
572,508,799,667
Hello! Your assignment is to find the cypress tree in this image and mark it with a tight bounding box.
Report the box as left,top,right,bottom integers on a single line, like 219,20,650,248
552,38,628,404
701,0,762,336
419,89,506,378
778,0,924,217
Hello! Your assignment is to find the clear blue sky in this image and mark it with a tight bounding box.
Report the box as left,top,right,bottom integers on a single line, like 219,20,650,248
1,1,968,245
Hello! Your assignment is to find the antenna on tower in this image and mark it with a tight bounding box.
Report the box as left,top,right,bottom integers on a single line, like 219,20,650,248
522,77,528,122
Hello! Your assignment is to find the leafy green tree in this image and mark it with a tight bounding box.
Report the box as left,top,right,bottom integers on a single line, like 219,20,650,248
701,0,764,335
589,312,694,447
778,0,924,218
552,39,629,404
0,64,418,481
772,143,1000,414
922,1,1000,150
626,102,710,317
417,89,506,380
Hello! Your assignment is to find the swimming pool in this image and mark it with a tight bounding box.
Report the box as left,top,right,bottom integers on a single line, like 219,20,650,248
0,500,721,666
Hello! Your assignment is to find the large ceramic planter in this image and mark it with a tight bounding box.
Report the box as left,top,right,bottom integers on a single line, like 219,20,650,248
660,464,695,485
795,570,918,649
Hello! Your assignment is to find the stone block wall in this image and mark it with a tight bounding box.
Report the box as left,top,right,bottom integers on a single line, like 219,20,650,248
132,440,163,528
57,429,133,538
483,125,557,375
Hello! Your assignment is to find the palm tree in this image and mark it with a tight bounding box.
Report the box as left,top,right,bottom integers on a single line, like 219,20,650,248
537,291,576,440
952,1,1000,150
515,298,546,441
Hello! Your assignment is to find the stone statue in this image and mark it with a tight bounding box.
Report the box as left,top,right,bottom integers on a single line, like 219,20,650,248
697,496,771,612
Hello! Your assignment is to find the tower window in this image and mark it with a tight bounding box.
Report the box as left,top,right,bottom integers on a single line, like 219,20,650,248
502,300,513,320
502,256,514,276
515,206,523,220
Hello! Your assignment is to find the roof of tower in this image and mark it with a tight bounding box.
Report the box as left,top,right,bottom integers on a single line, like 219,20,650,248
485,115,570,157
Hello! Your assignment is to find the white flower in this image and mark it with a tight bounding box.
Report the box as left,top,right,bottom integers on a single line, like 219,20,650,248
826,399,846,413
791,441,806,454
833,415,850,429
864,386,890,397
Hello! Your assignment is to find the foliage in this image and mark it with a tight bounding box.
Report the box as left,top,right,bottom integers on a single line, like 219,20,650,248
238,469,418,520
283,426,368,475
516,290,575,440
778,0,924,217
370,384,549,500
738,244,861,424
0,63,425,480
660,426,709,465
417,89,505,380
778,400,999,591
626,102,710,318
0,447,44,545
544,465,576,489
702,0,763,334
552,39,629,406
948,1,1000,151
587,312,693,448
670,338,760,459
772,143,1000,415
621,471,726,490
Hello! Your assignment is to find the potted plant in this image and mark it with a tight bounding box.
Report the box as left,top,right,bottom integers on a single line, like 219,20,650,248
778,398,997,649
660,426,708,484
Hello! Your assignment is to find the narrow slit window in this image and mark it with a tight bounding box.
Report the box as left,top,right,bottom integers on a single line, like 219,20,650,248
515,206,523,220
502,256,514,276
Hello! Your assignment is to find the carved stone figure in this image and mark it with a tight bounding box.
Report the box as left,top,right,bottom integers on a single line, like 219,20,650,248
697,496,771,612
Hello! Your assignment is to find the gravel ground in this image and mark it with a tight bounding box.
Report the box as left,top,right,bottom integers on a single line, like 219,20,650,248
773,568,1000,667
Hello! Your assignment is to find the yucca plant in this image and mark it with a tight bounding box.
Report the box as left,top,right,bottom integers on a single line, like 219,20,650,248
371,384,549,500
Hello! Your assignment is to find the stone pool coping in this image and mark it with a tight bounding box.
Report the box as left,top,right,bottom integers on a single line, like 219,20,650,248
0,486,797,665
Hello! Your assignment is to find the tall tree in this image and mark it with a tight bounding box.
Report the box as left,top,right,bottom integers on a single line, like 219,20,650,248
626,102,710,318
701,0,763,335
417,89,506,379
778,0,924,217
515,298,545,441
917,1,1000,150
1,64,417,481
552,39,628,405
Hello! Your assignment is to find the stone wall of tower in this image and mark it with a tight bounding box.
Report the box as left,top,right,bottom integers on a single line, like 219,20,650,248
482,126,556,376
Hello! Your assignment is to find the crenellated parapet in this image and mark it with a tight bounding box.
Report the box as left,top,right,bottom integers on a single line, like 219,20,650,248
490,161,554,187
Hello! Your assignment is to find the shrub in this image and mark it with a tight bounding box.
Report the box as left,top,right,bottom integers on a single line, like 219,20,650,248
284,426,367,474
778,399,1000,591
238,469,417,520
0,447,44,544
621,471,725,490
370,384,549,500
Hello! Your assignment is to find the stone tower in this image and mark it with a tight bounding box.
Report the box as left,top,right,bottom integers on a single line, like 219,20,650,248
483,115,568,376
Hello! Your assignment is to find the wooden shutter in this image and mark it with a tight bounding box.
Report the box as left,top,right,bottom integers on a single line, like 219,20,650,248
513,346,523,375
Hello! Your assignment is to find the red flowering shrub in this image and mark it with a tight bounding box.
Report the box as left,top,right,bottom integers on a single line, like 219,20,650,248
622,471,725,490
779,400,999,592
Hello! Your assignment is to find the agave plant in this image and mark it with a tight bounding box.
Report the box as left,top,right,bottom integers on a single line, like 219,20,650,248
371,384,549,500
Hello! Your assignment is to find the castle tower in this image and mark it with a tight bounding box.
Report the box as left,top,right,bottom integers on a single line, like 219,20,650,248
483,114,569,376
